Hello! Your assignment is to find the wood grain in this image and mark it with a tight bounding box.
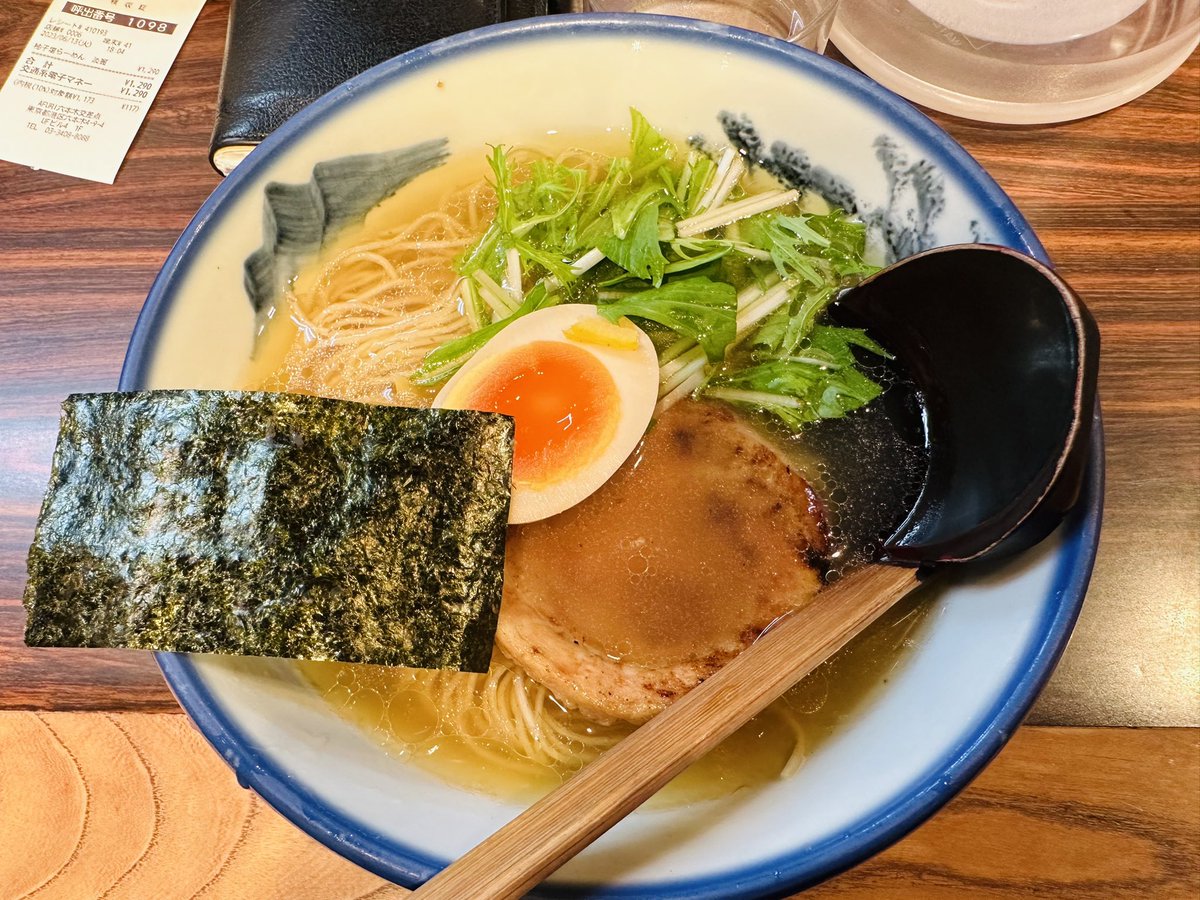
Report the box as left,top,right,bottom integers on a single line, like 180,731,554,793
0,714,1195,899
0,712,407,899
0,0,229,712
0,0,1196,895
1,2,1196,721
918,53,1200,730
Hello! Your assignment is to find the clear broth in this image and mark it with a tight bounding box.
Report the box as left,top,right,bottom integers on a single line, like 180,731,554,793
242,146,932,806
295,590,930,805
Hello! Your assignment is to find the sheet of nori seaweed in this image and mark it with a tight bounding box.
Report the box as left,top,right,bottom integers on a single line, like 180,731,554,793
23,391,513,673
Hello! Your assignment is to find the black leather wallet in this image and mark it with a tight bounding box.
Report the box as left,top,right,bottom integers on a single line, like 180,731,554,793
209,0,549,174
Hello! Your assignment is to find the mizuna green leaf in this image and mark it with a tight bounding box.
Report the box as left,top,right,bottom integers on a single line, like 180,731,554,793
598,276,736,361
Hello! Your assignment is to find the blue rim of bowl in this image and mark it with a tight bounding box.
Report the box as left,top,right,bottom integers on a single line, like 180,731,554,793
122,14,1102,900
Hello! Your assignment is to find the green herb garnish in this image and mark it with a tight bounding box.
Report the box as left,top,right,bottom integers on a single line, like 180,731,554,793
415,109,886,433
707,326,892,427
599,276,736,362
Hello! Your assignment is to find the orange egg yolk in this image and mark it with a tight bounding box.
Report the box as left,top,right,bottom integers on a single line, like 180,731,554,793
447,340,620,486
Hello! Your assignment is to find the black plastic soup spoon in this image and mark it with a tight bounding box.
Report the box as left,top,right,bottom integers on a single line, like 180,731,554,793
414,244,1101,900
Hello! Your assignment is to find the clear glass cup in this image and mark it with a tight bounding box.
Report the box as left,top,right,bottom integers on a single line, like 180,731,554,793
831,0,1200,123
585,0,842,53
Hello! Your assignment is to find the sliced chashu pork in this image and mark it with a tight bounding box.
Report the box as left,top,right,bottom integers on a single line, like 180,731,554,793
496,400,828,725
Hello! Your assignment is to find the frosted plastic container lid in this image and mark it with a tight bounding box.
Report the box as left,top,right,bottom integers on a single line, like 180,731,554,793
831,0,1200,123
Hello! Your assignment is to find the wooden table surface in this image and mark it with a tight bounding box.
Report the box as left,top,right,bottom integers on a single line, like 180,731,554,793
0,1,1196,896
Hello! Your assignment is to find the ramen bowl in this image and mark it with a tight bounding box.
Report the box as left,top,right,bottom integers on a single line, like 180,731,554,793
120,14,1102,898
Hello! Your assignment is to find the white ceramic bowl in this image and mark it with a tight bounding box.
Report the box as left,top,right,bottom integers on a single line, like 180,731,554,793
121,15,1102,898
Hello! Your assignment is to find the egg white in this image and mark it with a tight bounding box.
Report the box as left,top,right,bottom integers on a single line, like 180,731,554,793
434,304,659,523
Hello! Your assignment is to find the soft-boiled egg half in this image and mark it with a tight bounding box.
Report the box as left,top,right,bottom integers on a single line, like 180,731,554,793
434,304,659,523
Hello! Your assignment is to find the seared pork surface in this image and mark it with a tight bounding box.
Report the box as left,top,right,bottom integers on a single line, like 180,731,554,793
497,401,828,725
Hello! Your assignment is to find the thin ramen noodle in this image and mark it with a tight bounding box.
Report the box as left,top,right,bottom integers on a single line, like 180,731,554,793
244,134,930,804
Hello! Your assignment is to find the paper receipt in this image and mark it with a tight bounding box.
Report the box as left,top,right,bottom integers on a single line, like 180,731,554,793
0,1,206,184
